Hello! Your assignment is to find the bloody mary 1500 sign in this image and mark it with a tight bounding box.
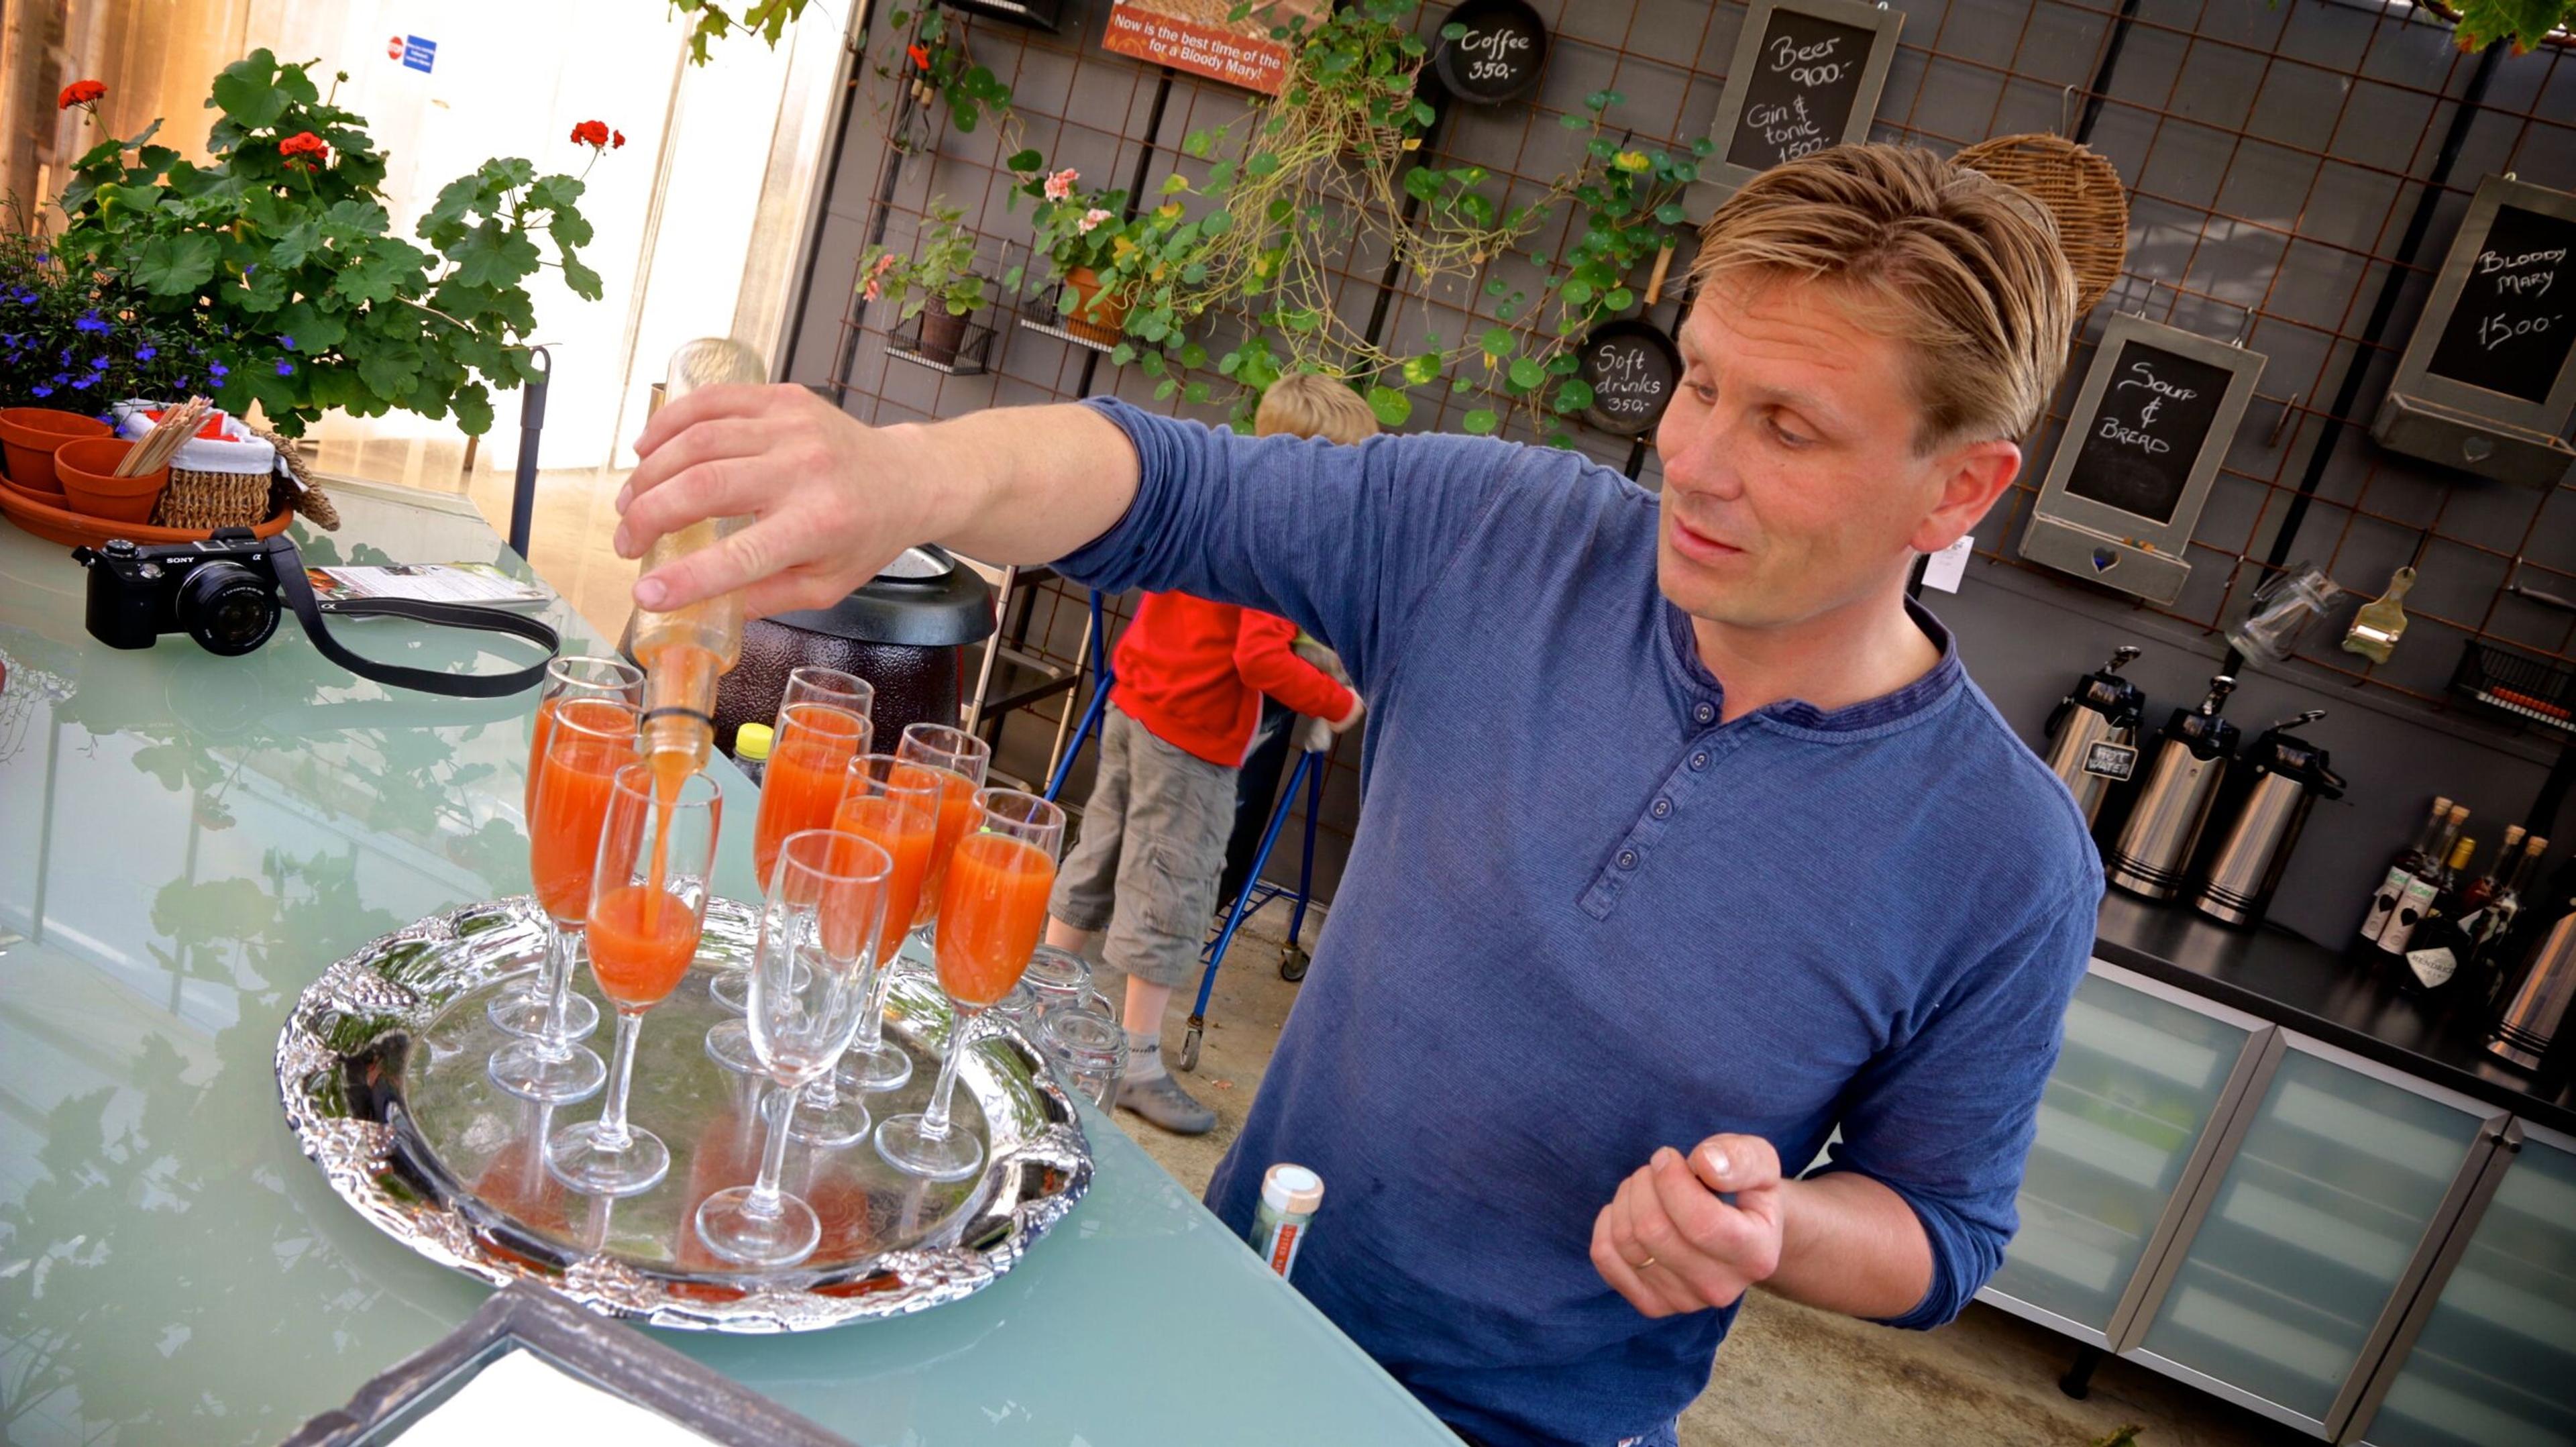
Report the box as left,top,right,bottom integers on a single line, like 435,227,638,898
2424,203,2573,405
2371,174,2576,489
1693,0,1903,211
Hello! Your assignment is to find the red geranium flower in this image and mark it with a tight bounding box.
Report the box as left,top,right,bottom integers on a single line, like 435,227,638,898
570,119,611,149
58,78,106,110
278,131,329,170
612,129,627,150
908,43,931,70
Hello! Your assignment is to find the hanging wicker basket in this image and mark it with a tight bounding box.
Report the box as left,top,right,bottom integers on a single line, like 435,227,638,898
1953,133,2131,317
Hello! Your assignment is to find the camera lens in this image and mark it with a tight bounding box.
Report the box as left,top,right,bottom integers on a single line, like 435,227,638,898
176,561,282,656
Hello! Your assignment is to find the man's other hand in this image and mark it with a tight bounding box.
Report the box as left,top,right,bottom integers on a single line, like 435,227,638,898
1590,1135,1785,1318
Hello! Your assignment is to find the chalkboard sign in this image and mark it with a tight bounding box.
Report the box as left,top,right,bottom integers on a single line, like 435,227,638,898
1725,11,1875,172
1693,0,1903,210
2424,203,2573,405
1577,320,1681,436
2062,341,2237,525
2019,315,2266,607
2373,175,2576,489
1430,0,1548,106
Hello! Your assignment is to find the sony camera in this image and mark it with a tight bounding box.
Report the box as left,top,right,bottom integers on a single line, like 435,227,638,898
74,527,291,656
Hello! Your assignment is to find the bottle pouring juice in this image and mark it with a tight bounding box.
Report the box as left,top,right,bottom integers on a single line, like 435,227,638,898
631,339,769,914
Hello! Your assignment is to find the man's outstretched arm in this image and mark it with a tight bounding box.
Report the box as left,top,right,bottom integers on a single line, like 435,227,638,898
614,386,1142,619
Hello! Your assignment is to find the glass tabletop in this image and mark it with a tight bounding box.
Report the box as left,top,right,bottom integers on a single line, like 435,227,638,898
0,482,1448,1445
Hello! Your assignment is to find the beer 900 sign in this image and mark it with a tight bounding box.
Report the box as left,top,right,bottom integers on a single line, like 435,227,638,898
1690,0,1904,215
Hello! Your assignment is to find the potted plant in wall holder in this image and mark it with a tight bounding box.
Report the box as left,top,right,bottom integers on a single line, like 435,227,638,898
865,200,992,370
1016,166,1134,346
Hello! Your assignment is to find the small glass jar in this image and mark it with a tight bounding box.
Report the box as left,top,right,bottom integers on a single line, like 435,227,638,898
1023,945,1093,1018
988,981,1043,1036
1038,1007,1126,1110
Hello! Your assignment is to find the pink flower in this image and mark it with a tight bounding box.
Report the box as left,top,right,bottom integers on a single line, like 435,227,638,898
1077,207,1112,234
1044,168,1078,202
861,252,898,303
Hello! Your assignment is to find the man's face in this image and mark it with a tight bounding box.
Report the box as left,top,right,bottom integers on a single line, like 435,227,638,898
1653,276,1979,633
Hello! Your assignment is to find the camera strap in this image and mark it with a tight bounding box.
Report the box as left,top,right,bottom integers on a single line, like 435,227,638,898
274,555,559,698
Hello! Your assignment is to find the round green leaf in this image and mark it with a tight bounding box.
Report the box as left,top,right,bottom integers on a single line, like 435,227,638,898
1462,408,1499,435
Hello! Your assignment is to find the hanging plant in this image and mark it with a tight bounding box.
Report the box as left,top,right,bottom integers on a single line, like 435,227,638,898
875,7,1016,138
666,0,815,64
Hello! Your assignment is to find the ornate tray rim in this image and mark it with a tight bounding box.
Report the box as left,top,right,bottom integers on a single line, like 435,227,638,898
275,894,1093,1332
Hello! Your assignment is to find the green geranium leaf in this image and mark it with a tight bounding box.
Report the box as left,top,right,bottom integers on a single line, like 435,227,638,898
135,234,220,295
210,54,290,127
451,380,495,435
561,254,605,301
447,220,542,288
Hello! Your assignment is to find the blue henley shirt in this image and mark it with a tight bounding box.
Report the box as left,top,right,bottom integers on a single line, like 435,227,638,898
1056,397,2102,1446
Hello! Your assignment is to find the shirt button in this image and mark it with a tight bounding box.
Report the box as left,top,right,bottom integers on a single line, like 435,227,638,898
1689,751,1709,771
1617,849,1639,871
1651,797,1672,819
1693,702,1716,725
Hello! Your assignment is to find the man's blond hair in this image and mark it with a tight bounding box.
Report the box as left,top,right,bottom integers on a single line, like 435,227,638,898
1255,372,1383,444
1690,144,2076,451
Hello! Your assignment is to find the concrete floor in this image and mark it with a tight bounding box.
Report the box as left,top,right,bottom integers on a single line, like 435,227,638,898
1099,900,2314,1447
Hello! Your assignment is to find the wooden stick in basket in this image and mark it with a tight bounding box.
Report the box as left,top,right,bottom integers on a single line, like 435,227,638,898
117,396,211,477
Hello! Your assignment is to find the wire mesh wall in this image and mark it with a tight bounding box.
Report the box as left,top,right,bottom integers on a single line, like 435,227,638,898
787,0,2576,902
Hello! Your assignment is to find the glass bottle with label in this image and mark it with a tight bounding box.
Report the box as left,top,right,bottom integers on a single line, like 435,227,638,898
2398,835,2479,996
2475,832,2551,999
2365,800,2465,951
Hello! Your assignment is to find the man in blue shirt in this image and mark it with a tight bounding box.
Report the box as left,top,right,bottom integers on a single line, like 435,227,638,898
615,146,2102,1444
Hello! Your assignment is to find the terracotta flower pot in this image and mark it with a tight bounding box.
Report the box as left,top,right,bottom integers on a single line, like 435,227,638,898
0,407,112,494
1060,266,1128,345
52,437,170,525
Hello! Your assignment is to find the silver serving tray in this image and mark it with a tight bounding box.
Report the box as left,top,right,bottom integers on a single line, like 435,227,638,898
276,896,1091,1332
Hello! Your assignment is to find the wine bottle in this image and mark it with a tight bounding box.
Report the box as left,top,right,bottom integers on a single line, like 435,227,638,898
2373,803,2469,954
2459,826,2523,922
2399,835,2479,997
2476,833,2551,998
2361,797,2455,943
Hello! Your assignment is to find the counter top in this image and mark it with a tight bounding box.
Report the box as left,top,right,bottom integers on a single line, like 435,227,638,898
2092,892,2576,1137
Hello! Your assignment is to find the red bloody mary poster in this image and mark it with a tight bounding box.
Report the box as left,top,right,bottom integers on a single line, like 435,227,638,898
1102,0,1332,96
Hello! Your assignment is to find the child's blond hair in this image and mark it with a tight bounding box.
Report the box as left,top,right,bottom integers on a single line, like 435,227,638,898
1254,372,1381,444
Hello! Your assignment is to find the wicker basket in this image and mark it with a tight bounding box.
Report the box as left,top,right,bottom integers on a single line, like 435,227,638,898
146,417,338,531
1954,133,2131,317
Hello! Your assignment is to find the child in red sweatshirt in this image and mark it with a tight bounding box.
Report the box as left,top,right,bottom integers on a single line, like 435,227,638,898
1044,374,1374,1133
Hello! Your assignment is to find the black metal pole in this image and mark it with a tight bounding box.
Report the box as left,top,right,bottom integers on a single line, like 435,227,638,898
506,344,550,561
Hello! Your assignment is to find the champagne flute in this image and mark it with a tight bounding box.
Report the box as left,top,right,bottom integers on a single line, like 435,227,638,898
896,722,991,949
875,789,1063,1181
711,669,873,1026
547,763,720,1197
488,696,637,1103
751,671,874,887
792,755,940,1140
696,828,892,1267
492,655,643,1040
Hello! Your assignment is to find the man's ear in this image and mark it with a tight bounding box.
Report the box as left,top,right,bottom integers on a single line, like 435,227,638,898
1912,439,2020,554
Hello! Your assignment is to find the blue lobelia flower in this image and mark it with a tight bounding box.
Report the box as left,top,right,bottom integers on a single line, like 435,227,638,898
74,309,109,334
276,359,296,376
279,333,297,351
209,362,230,380
30,384,50,398
136,344,157,361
